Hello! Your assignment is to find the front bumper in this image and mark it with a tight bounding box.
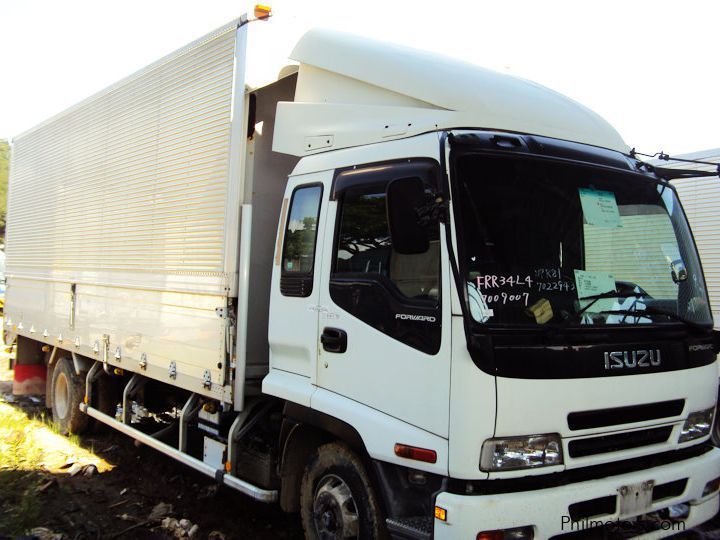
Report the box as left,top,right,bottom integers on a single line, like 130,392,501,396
435,446,720,539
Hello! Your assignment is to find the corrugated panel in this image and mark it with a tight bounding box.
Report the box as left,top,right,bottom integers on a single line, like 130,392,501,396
6,22,238,287
670,152,720,324
585,213,678,299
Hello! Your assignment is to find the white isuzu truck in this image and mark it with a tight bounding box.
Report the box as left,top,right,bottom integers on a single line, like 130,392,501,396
5,9,720,539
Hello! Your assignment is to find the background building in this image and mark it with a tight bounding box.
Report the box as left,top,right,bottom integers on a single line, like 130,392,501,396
660,149,720,326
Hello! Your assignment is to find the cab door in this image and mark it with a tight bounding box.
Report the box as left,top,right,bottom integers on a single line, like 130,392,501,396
315,159,451,437
268,172,331,384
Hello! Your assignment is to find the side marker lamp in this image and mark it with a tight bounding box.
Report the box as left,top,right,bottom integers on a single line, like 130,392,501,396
434,506,447,521
394,443,437,464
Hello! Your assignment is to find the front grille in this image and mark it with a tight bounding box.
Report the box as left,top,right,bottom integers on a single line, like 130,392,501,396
566,478,687,524
652,479,687,502
568,400,685,431
568,495,616,521
568,426,673,458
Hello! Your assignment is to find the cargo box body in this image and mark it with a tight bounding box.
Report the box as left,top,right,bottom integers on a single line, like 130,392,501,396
4,20,298,403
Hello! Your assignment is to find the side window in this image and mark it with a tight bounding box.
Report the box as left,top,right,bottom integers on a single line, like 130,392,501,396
280,184,323,297
331,173,441,354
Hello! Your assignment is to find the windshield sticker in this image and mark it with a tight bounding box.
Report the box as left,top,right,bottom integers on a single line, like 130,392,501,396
579,188,621,228
574,270,616,313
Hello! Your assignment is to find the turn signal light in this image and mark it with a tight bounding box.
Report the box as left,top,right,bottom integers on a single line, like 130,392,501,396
394,443,437,464
434,506,447,521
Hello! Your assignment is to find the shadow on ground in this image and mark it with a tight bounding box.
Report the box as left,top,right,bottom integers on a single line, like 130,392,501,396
0,361,303,540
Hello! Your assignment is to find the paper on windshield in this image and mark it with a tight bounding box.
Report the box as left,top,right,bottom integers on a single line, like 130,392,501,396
574,270,616,313
579,188,621,228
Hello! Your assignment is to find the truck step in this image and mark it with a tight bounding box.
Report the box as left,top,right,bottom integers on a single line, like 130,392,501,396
386,516,433,540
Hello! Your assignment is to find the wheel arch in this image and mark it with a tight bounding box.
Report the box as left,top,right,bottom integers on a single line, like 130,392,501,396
278,402,371,513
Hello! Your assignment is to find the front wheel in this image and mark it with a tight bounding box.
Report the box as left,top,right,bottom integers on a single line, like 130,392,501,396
300,442,386,539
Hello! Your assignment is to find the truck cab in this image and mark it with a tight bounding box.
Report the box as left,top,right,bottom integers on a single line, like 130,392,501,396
264,29,720,539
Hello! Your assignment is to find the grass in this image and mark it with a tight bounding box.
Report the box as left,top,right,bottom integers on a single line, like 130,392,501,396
40,409,82,447
0,384,109,535
0,403,44,535
0,338,111,535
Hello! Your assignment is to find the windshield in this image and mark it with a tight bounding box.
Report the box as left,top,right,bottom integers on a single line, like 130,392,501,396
455,153,712,328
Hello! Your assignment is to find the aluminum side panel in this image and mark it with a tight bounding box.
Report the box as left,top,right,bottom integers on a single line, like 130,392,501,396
6,276,228,400
6,23,238,291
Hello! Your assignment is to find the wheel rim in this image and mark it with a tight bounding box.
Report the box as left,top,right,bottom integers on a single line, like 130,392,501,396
54,371,70,420
312,474,359,539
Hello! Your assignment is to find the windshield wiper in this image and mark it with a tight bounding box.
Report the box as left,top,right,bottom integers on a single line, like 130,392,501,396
595,306,710,331
574,291,646,319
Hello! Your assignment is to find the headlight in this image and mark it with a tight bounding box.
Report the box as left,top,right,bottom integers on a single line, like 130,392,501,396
480,434,563,471
679,407,715,443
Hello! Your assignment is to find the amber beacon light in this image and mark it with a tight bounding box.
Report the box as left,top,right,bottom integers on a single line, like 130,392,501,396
254,4,272,19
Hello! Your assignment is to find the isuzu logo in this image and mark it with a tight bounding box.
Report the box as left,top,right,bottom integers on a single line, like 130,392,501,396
604,350,661,370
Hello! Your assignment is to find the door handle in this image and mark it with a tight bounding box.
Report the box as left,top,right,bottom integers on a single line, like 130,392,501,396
321,327,347,353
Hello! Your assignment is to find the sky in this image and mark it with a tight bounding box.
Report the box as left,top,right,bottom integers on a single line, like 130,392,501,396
1,0,718,155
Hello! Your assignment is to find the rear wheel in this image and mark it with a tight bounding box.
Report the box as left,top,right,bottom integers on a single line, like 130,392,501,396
300,442,386,539
51,357,89,435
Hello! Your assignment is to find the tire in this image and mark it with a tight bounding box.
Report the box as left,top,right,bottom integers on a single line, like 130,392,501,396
51,357,89,435
300,442,386,540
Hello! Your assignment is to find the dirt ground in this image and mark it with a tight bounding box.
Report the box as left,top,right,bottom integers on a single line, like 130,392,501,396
2,347,720,540
0,353,303,540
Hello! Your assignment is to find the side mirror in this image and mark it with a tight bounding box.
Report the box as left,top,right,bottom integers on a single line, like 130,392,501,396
670,259,688,283
386,178,429,255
